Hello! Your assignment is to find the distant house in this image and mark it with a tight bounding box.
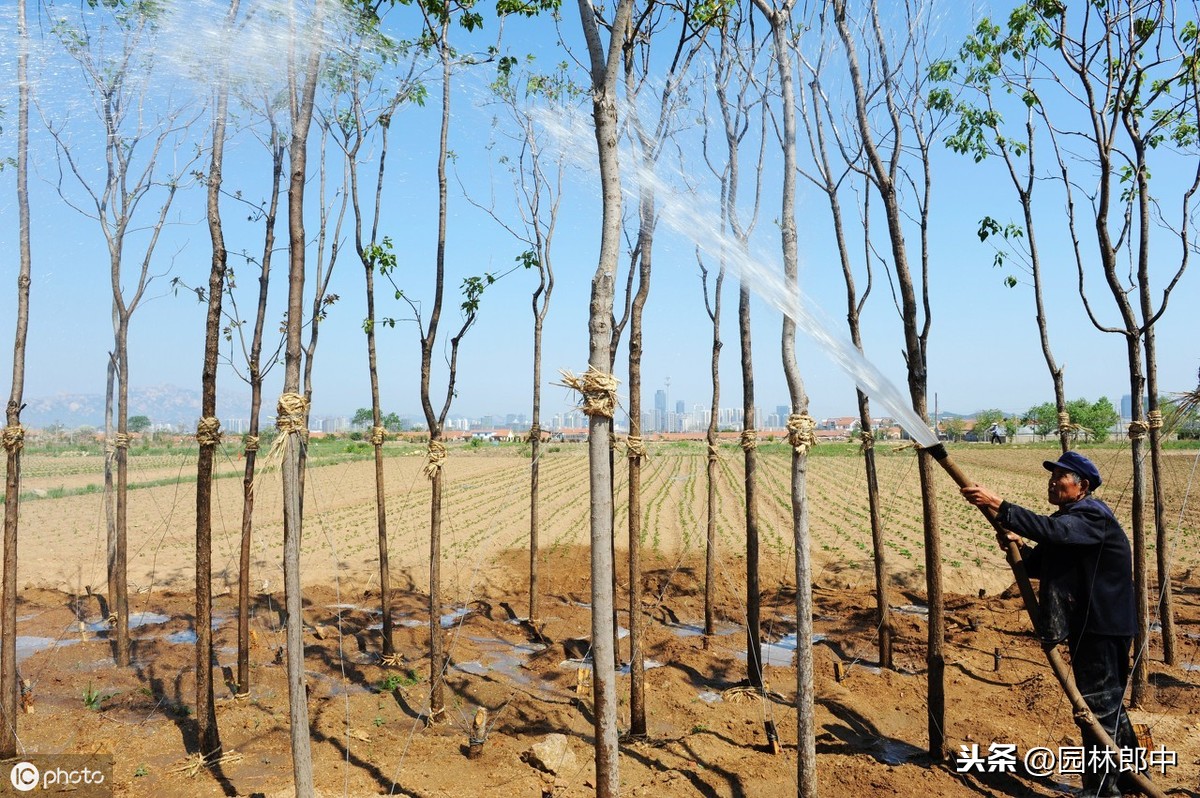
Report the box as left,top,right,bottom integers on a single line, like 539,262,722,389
470,429,515,442
554,427,589,443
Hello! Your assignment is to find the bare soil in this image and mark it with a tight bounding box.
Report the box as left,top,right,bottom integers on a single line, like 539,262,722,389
5,443,1200,796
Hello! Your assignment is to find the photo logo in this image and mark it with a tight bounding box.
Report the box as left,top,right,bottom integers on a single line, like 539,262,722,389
9,762,38,792
1,755,111,796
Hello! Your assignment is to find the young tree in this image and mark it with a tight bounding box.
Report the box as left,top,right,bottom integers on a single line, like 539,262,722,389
479,57,577,629
330,4,425,659
44,0,202,667
830,0,949,758
192,0,240,760
1,0,32,761
384,0,516,720
795,8,894,669
619,0,710,738
229,93,287,698
697,3,766,648
574,0,635,790
752,0,817,789
1000,1,1200,686
280,1,327,791
931,13,1074,455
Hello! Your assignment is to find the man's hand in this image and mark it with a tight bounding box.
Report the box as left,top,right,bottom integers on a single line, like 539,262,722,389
995,529,1021,552
961,483,1002,513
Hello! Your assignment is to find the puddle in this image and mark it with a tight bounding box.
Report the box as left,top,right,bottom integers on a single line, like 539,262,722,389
892,604,929,617
559,657,664,675
666,621,740,638
873,738,925,765
440,607,471,629
454,660,490,676
130,612,172,629
736,633,827,667
166,630,198,644
618,659,663,675
451,636,553,696
16,636,81,662
79,611,172,633
697,690,723,703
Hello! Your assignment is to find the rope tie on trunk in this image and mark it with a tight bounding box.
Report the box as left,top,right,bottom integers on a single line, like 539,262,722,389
626,435,647,460
558,367,619,419
739,429,757,451
423,440,447,480
786,413,817,455
2,425,24,452
1128,420,1149,440
1147,410,1163,429
243,434,260,453
370,426,387,446
859,430,875,452
196,417,222,447
263,393,310,470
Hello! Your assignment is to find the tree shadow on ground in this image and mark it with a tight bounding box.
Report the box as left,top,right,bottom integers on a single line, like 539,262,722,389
819,698,1063,798
620,730,747,798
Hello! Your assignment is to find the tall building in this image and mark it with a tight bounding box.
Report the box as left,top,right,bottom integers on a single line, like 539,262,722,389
654,389,667,432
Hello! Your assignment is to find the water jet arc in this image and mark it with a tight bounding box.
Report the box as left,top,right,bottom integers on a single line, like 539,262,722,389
924,443,1165,798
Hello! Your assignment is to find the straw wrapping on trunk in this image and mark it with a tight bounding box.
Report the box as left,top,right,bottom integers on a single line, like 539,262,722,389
2,424,24,452
558,367,618,419
196,417,222,446
786,413,817,455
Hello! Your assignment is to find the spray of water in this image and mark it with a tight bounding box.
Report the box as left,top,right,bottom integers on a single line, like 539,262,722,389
538,105,939,447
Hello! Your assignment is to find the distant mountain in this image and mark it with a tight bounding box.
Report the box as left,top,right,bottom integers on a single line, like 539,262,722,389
21,384,251,430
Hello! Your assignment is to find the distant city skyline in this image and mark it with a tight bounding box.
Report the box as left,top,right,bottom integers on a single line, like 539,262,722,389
16,381,1158,436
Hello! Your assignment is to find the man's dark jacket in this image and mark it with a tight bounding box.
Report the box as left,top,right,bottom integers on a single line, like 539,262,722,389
996,496,1136,644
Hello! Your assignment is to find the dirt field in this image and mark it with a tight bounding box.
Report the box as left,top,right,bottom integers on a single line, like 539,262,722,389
4,441,1200,796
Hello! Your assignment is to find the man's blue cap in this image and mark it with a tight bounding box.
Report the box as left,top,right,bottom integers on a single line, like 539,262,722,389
1043,450,1102,489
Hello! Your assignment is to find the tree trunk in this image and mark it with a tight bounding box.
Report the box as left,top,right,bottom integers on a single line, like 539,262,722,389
195,7,236,750
703,268,723,639
626,202,653,739
281,2,324,790
365,261,393,656
529,310,545,624
739,281,762,692
857,393,892,669
236,136,281,695
575,0,634,791
1124,333,1150,706
0,0,32,759
758,3,816,789
114,324,131,667
429,461,446,719
1144,326,1174,665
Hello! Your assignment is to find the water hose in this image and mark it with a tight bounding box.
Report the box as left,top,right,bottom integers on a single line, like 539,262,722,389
924,443,1164,798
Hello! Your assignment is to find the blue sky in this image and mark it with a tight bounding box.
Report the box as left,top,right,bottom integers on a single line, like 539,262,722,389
0,0,1196,430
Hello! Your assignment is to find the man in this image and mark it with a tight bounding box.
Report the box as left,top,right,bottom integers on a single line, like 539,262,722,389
961,451,1139,797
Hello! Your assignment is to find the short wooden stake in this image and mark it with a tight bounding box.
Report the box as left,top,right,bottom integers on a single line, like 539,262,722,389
993,647,1002,672
833,660,845,683
467,707,487,759
765,720,781,755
